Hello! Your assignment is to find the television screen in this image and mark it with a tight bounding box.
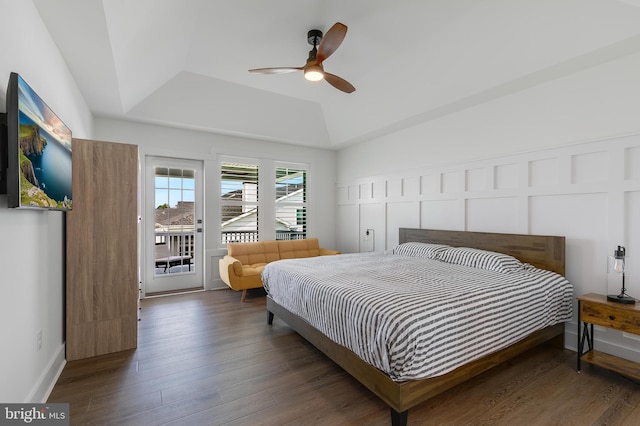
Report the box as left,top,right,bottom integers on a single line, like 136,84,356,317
5,72,72,210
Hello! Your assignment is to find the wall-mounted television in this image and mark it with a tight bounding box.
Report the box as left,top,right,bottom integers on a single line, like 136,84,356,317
2,72,72,210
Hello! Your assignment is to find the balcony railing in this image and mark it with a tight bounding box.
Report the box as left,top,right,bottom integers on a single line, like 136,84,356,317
155,230,307,249
155,231,195,258
277,231,306,240
153,230,195,275
221,230,306,244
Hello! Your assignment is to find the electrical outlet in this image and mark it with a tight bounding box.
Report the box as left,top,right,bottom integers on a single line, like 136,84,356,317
37,329,42,352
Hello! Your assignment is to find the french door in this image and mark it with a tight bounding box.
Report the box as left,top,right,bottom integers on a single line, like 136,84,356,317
144,156,203,294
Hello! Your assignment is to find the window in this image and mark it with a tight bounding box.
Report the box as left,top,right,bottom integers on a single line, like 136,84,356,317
220,161,259,243
275,166,306,240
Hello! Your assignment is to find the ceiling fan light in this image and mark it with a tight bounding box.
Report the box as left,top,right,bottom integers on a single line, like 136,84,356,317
304,65,324,81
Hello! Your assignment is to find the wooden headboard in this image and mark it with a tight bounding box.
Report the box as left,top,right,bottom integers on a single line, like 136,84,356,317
399,228,565,276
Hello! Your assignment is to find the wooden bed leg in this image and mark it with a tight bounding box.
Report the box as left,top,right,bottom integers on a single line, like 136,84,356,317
390,408,408,426
267,310,274,325
241,289,247,302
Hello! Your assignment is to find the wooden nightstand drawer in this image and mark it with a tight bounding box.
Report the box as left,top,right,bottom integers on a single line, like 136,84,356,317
580,301,640,334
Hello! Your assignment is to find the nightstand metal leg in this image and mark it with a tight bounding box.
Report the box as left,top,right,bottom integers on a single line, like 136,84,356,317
577,301,581,371
580,323,592,353
577,300,596,372
578,320,594,372
577,300,583,371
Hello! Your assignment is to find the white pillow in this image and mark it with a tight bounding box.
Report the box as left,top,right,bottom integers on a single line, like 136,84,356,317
438,246,523,273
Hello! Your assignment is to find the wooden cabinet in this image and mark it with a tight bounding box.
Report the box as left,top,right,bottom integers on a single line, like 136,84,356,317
577,293,640,380
66,138,138,361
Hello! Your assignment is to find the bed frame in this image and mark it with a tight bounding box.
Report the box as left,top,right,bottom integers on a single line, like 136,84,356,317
266,228,567,425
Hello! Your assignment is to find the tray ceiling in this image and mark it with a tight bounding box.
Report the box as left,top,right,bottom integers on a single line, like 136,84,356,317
34,0,640,149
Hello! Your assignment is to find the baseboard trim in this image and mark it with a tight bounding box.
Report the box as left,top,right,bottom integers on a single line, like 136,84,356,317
27,343,66,403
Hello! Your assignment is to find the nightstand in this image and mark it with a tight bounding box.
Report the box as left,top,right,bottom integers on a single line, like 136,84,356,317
577,293,640,380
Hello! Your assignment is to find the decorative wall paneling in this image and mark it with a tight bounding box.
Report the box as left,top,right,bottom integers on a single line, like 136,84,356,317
66,139,139,361
336,134,640,361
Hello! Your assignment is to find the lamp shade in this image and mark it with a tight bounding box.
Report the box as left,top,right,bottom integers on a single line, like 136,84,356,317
611,245,625,273
304,64,324,81
607,245,636,304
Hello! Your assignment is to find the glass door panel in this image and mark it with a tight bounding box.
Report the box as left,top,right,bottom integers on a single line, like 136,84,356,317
145,157,203,294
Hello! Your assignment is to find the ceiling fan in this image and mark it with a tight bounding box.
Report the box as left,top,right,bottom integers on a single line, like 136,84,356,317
249,22,356,94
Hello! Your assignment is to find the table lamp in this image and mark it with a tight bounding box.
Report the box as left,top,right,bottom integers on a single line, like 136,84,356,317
607,245,636,304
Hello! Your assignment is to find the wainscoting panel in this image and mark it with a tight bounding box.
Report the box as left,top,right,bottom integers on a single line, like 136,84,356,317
336,204,359,253
387,178,403,199
442,171,462,194
348,185,359,203
529,157,559,187
359,182,373,201
625,146,640,180
466,197,519,233
373,180,386,200
465,167,487,192
420,199,461,231
529,193,608,296
421,174,440,196
625,191,640,287
494,163,518,190
572,151,607,185
404,176,421,198
386,201,420,250
336,133,640,359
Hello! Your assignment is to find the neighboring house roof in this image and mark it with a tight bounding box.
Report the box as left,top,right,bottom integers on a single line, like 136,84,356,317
221,188,243,200
220,183,304,200
155,201,194,228
221,187,304,228
221,206,257,228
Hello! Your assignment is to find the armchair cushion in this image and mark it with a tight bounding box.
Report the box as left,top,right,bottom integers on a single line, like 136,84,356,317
278,238,322,259
228,240,280,265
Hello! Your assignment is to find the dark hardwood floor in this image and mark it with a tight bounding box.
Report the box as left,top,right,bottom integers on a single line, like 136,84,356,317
48,289,640,425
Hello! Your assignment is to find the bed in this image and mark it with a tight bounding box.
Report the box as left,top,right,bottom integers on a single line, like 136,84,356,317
263,228,572,425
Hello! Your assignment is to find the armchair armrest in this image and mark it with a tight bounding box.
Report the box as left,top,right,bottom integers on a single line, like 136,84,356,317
219,255,244,288
222,255,243,276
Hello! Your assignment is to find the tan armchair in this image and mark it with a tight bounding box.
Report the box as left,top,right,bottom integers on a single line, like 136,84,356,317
219,238,340,301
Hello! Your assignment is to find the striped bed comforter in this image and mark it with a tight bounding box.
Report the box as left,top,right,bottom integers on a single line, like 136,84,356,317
262,249,573,382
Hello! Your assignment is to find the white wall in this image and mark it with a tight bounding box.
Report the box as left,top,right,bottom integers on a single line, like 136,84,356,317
0,0,94,402
338,49,640,182
336,47,640,361
94,118,337,294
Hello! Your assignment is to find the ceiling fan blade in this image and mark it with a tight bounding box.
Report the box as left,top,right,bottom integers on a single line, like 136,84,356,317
248,67,303,74
317,22,347,62
324,72,355,94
